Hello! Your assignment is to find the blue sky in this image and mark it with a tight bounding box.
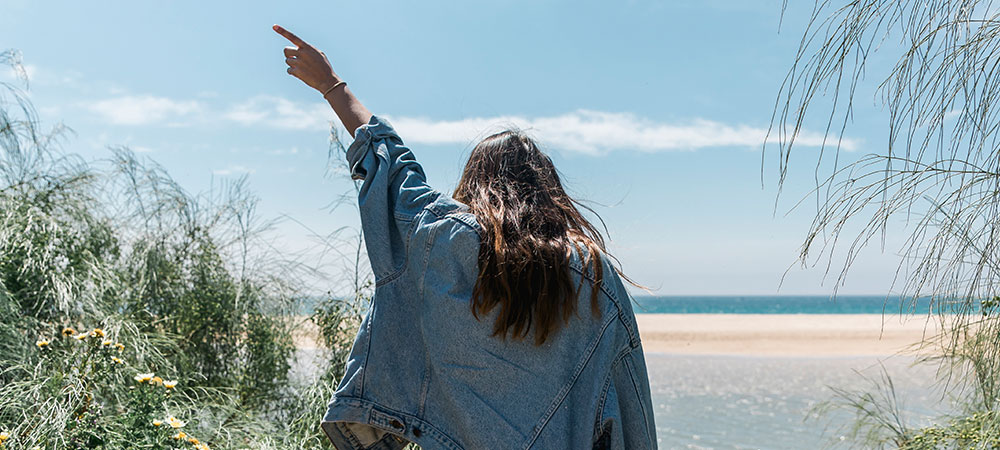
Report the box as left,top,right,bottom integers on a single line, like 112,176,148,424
0,0,910,295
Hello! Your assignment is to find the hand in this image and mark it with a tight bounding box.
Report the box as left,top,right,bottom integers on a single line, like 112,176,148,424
273,24,340,93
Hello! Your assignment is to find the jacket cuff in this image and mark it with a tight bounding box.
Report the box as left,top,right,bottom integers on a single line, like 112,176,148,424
346,115,398,180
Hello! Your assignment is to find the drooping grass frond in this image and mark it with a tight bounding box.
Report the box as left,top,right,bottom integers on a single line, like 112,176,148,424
772,1,1000,447
771,0,1000,304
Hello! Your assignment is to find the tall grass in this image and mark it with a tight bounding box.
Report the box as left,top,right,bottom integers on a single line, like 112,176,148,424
0,49,374,449
770,1,1000,448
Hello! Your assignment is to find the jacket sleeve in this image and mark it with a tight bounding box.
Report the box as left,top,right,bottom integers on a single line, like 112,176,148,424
346,115,440,283
594,347,657,450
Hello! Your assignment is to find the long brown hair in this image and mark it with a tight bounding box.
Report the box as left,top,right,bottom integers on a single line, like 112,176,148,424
453,129,628,345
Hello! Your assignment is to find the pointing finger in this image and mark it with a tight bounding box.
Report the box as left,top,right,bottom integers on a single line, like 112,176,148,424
283,46,298,58
273,25,306,47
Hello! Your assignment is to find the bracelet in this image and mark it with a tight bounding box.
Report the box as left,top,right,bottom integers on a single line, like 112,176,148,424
322,80,347,97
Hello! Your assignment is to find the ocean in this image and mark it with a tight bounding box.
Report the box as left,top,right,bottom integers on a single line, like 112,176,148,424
301,295,955,316
631,295,945,315
631,296,950,448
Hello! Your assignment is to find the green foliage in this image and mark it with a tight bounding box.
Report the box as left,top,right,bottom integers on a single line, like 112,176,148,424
901,411,1000,449
0,50,375,449
0,320,185,448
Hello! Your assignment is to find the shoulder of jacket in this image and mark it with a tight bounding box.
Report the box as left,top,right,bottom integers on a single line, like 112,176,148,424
421,195,482,238
569,251,642,348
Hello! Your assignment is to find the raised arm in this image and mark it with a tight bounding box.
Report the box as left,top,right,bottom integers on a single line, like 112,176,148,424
273,24,372,137
274,25,446,284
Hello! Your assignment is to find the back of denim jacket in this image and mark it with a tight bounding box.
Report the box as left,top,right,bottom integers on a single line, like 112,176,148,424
321,116,657,450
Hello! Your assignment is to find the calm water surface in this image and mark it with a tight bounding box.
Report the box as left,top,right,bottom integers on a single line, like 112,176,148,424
632,295,950,315
647,354,945,449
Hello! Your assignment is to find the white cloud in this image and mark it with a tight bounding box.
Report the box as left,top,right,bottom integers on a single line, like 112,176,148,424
224,95,332,130
387,110,860,155
212,165,256,176
83,92,859,154
87,95,203,126
267,147,300,156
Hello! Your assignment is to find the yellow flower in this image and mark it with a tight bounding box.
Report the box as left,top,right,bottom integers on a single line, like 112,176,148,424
187,436,200,444
150,376,163,385
62,327,75,336
166,416,185,428
90,328,105,337
101,340,113,347
172,431,187,440
152,420,163,427
0,431,9,441
134,372,154,383
163,380,177,389
115,343,125,352
35,339,50,348
196,444,211,450
112,356,124,365
74,332,88,341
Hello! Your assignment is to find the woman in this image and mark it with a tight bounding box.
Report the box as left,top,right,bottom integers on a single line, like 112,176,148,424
274,25,656,450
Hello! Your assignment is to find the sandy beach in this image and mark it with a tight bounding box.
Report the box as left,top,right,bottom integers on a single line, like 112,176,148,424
636,314,944,357
294,313,946,357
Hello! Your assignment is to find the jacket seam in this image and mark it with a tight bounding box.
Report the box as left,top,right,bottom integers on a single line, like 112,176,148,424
358,302,372,399
623,351,653,447
376,195,472,289
373,214,421,288
419,196,481,234
392,190,441,222
374,261,405,288
592,347,632,443
417,217,436,418
425,211,482,240
567,264,640,347
444,214,482,238
521,311,618,450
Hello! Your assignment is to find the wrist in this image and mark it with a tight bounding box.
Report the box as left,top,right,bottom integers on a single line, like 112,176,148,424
321,80,347,99
317,76,343,94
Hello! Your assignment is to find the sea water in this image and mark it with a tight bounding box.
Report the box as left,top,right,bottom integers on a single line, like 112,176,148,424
631,295,953,315
301,295,972,315
635,296,950,449
647,354,944,449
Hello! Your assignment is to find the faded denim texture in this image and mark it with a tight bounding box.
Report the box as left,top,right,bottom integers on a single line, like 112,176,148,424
321,116,657,450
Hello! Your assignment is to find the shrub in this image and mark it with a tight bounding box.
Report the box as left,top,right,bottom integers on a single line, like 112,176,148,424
0,49,374,449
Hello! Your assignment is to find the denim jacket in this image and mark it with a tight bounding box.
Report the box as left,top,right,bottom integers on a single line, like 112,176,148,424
321,116,657,450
